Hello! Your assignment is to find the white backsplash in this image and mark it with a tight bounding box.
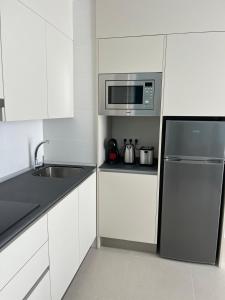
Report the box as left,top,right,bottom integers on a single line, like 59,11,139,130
0,120,43,180
111,117,161,158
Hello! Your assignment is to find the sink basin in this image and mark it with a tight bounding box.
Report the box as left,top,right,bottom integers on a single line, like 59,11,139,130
33,166,84,178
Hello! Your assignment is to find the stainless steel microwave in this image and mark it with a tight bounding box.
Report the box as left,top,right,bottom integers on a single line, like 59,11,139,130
98,73,162,116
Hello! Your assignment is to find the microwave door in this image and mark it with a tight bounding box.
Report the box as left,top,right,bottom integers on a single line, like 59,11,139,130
106,80,146,110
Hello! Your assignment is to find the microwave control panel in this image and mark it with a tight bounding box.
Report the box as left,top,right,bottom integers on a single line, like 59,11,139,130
143,82,154,109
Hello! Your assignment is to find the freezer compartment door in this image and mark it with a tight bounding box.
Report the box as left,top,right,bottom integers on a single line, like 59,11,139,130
160,159,224,264
165,120,225,159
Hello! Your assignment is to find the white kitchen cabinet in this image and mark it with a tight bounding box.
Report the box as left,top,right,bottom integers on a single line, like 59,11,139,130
79,173,97,263
0,242,49,300
98,36,165,74
0,41,3,101
163,32,225,116
0,215,48,291
48,190,79,300
99,172,158,244
18,0,73,39
0,1,3,100
46,24,74,119
96,0,225,38
1,0,48,121
27,271,51,300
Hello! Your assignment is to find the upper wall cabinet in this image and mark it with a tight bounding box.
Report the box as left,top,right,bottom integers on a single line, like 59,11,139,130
1,0,48,121
96,0,225,38
46,24,74,119
98,36,165,74
18,0,73,39
163,32,225,116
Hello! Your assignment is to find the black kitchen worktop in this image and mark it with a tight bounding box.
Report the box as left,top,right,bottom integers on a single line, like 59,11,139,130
99,160,158,175
0,164,96,251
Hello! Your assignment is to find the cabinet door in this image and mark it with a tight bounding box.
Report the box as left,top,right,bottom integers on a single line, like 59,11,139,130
79,173,96,263
18,0,73,39
46,24,74,119
0,38,3,100
1,0,47,121
96,0,225,38
99,172,158,244
99,36,165,73
48,190,79,300
163,32,225,116
27,271,51,300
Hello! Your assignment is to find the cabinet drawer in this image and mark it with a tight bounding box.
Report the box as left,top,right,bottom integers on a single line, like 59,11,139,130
27,271,51,300
0,215,48,290
0,242,49,300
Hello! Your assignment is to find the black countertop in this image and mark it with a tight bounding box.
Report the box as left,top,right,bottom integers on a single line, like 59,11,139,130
99,160,158,175
0,164,96,251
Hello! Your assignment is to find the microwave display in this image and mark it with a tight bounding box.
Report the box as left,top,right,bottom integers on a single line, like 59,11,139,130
99,73,162,116
108,86,143,105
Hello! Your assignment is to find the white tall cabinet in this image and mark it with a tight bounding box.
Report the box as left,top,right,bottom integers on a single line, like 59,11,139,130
1,0,48,121
46,24,74,119
48,190,79,300
163,32,225,116
18,0,73,39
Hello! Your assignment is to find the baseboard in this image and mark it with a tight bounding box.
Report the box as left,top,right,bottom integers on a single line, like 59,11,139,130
100,237,157,253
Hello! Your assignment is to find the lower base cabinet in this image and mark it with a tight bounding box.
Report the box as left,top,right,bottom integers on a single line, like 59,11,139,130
48,172,96,300
0,242,49,300
0,172,96,300
99,172,158,244
79,173,97,263
27,271,51,300
48,190,79,300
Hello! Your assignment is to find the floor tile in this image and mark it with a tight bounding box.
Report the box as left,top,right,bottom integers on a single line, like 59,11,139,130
191,263,225,300
63,247,225,300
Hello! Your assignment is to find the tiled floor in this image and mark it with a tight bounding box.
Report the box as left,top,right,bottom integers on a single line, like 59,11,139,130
63,247,225,300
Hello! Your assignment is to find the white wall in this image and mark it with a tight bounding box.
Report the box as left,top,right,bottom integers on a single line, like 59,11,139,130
0,120,43,180
43,0,96,165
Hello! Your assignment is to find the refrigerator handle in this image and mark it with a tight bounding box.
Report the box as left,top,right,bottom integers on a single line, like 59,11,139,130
164,157,181,162
164,158,224,164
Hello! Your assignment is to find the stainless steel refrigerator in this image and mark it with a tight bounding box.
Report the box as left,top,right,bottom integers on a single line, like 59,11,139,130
159,120,225,264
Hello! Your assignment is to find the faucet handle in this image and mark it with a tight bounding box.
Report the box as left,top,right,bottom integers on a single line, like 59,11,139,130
35,155,44,169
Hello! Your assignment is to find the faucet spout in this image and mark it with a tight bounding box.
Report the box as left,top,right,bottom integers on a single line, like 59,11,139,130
34,140,49,170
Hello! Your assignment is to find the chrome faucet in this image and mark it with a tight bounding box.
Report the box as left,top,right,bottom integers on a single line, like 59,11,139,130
34,140,49,170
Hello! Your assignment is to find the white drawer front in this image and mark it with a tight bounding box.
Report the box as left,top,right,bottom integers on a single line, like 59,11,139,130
27,271,51,300
0,242,49,300
0,215,48,290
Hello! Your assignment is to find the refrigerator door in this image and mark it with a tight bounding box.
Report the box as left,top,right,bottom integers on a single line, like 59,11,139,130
160,159,224,264
165,120,225,159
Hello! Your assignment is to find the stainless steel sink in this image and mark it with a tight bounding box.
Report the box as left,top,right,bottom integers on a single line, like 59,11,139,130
33,166,84,178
